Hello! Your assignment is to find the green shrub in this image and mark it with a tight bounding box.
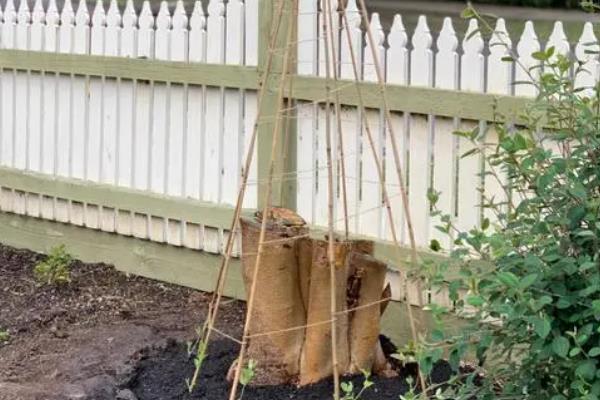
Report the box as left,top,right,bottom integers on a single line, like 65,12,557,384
34,245,73,286
426,37,600,399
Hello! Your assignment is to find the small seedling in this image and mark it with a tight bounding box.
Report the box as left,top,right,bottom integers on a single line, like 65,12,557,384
398,376,417,400
34,245,73,286
0,329,9,344
238,359,257,400
187,337,208,393
341,369,374,400
391,341,418,366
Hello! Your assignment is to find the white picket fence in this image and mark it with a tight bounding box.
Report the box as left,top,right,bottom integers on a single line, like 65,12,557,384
295,0,600,251
0,0,258,253
0,0,599,258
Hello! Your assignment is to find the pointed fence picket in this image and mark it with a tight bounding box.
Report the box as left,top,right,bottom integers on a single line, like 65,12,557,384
431,17,458,251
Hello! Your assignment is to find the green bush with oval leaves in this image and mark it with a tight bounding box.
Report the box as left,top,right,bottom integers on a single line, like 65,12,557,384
423,16,600,399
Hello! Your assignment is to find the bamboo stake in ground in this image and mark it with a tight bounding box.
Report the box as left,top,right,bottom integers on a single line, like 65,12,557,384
338,4,427,391
228,1,296,398
322,0,341,397
187,0,288,392
325,0,350,240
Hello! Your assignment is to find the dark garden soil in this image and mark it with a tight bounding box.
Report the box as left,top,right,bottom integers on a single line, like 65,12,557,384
0,243,452,400
129,338,453,400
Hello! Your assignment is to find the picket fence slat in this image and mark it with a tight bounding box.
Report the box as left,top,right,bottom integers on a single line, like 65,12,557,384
242,0,258,209
408,15,433,247
384,15,408,244
296,0,318,224
575,22,599,95
457,19,484,235
431,17,458,250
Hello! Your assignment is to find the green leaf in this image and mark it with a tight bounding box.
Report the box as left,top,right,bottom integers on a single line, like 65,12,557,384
419,356,433,376
466,295,484,307
576,360,597,381
532,50,548,61
461,148,479,159
430,329,445,342
481,218,490,230
427,188,440,204
532,317,551,339
519,273,538,289
589,347,600,357
429,239,441,252
580,261,597,272
340,381,353,394
513,133,528,150
570,347,582,357
460,7,475,19
497,271,519,288
556,298,572,309
551,336,569,358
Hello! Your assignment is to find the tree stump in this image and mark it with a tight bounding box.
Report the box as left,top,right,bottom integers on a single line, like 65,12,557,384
238,208,391,386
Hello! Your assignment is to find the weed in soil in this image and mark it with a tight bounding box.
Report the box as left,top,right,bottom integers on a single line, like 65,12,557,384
33,244,73,286
0,328,9,344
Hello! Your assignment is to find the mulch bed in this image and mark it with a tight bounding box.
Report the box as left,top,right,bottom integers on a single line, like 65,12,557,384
0,243,452,400
129,338,452,400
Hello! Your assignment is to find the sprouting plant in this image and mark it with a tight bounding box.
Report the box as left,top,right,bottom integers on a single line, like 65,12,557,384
34,245,73,286
398,376,417,400
340,369,374,400
390,341,418,366
186,336,208,393
238,359,257,400
0,328,9,344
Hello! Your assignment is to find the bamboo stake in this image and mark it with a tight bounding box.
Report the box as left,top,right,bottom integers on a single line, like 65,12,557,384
338,5,427,391
188,0,287,391
228,2,296,398
322,0,340,397
325,0,350,240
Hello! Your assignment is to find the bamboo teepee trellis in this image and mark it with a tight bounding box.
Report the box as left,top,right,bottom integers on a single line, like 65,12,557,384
189,1,428,399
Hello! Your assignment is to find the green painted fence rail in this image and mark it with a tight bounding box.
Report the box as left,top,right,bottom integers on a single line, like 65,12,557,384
0,49,532,123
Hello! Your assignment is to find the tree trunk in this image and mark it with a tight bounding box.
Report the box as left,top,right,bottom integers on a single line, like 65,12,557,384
240,214,308,384
238,208,392,386
299,239,352,385
347,252,388,374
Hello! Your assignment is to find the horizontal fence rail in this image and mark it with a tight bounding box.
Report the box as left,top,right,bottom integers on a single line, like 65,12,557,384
0,0,598,312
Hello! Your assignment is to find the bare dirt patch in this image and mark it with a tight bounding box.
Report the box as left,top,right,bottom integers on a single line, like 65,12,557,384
0,243,243,400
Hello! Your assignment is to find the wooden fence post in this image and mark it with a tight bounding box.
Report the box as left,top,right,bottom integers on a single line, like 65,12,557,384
256,0,297,210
